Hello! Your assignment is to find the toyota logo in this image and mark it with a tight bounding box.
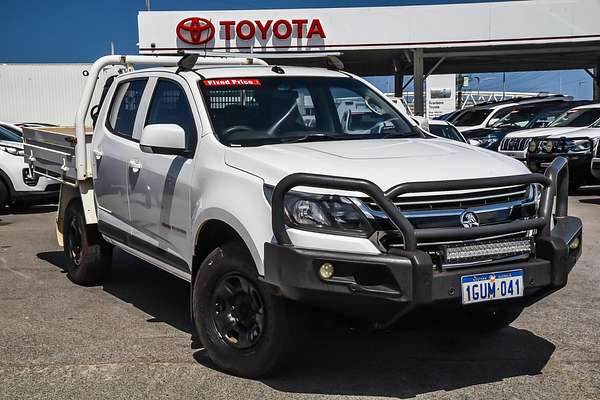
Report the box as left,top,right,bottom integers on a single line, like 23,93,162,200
460,211,480,228
176,17,215,45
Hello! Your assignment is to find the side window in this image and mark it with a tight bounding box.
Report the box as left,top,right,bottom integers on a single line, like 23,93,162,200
107,79,147,139
145,80,197,152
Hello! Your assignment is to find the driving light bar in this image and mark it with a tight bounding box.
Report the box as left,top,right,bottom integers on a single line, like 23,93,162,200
444,238,533,264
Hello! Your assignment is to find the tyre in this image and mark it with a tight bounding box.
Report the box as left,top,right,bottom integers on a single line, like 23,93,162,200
192,242,298,378
63,202,112,285
0,180,9,208
456,306,524,333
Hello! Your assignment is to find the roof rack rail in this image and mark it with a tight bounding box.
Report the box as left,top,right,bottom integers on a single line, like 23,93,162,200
470,94,570,108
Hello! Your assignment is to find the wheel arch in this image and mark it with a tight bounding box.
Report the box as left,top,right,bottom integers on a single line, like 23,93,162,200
0,168,15,203
192,216,263,284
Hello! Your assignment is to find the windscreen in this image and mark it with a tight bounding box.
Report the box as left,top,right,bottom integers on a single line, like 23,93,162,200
200,77,418,146
491,106,545,129
429,124,464,142
449,109,492,126
0,126,22,142
550,108,600,127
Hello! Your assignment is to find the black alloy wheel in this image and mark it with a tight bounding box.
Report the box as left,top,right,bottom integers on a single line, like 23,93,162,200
211,273,265,349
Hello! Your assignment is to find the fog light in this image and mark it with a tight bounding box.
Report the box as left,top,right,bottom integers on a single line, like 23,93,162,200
319,263,335,279
528,141,538,152
543,140,554,153
569,236,580,251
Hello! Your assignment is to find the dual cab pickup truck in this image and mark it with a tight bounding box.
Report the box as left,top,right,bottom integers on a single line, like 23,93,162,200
23,54,582,378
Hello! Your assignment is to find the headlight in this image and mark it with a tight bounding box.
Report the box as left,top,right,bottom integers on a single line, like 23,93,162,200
542,140,554,153
0,145,25,156
469,134,503,149
565,139,591,154
528,140,539,153
264,186,373,236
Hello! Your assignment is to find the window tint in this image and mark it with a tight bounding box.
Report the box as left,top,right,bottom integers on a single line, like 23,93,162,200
552,108,600,128
146,80,197,151
0,126,22,142
450,109,492,126
200,77,416,146
429,124,464,142
107,80,147,138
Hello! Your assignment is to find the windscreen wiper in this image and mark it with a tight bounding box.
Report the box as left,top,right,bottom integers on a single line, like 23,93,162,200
280,133,338,143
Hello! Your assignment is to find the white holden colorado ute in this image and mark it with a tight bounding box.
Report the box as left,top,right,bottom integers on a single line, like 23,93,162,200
23,55,582,378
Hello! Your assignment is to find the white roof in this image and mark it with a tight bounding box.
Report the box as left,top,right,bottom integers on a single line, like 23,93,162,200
567,103,600,110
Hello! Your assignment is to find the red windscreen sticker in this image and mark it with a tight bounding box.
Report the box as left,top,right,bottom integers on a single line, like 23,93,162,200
203,78,261,87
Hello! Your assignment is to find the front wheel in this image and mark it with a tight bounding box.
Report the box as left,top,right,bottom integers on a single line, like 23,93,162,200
192,242,298,378
63,202,112,285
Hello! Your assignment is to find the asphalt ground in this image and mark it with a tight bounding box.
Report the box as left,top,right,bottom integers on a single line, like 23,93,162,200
0,190,598,399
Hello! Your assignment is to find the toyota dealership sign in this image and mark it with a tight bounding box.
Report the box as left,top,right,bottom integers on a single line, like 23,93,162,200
175,17,326,45
138,3,600,54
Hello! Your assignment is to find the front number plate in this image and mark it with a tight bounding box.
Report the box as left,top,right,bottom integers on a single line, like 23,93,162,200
461,269,523,305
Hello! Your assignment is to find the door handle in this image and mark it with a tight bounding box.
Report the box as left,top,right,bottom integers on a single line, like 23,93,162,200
128,159,142,173
93,149,103,160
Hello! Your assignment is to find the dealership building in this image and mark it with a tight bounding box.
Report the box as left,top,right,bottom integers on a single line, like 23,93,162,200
138,0,600,116
1,0,600,123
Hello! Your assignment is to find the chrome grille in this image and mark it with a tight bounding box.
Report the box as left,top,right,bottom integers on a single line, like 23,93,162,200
500,137,532,151
359,184,537,269
362,185,529,212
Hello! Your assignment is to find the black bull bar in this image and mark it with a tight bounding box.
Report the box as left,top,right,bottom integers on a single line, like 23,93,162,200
271,157,570,249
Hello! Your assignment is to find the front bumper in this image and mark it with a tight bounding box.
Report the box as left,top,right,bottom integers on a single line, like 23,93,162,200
11,183,60,203
264,158,581,323
528,152,592,174
264,216,581,321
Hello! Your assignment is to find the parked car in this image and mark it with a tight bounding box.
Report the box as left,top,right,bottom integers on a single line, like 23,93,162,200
448,95,571,134
24,54,582,378
427,120,467,143
0,125,59,208
0,122,23,137
500,103,600,161
527,120,600,191
463,101,589,151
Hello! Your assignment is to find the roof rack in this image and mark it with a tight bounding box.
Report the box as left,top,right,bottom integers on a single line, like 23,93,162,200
470,94,571,108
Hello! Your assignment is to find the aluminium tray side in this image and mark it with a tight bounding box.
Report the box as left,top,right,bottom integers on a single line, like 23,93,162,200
22,126,93,185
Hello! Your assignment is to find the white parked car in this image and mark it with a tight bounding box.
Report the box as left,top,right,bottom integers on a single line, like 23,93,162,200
449,96,571,134
23,55,582,378
499,103,600,161
0,125,58,208
527,121,600,191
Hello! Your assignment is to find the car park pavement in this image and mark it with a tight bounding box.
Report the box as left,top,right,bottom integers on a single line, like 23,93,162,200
0,193,598,400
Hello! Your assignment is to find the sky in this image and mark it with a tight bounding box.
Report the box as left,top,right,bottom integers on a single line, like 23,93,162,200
1,0,594,99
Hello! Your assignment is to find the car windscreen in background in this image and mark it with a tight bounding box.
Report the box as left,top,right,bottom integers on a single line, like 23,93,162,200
0,126,22,142
550,108,600,127
450,109,493,126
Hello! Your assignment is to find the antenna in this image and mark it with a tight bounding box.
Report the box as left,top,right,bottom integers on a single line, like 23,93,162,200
326,55,344,71
176,53,199,73
145,0,151,11
110,41,115,55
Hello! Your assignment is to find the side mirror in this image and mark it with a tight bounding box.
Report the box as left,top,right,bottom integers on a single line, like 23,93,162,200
140,124,187,156
411,116,430,132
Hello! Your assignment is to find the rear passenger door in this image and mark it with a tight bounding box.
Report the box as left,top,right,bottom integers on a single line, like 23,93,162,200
94,78,148,234
127,76,199,272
